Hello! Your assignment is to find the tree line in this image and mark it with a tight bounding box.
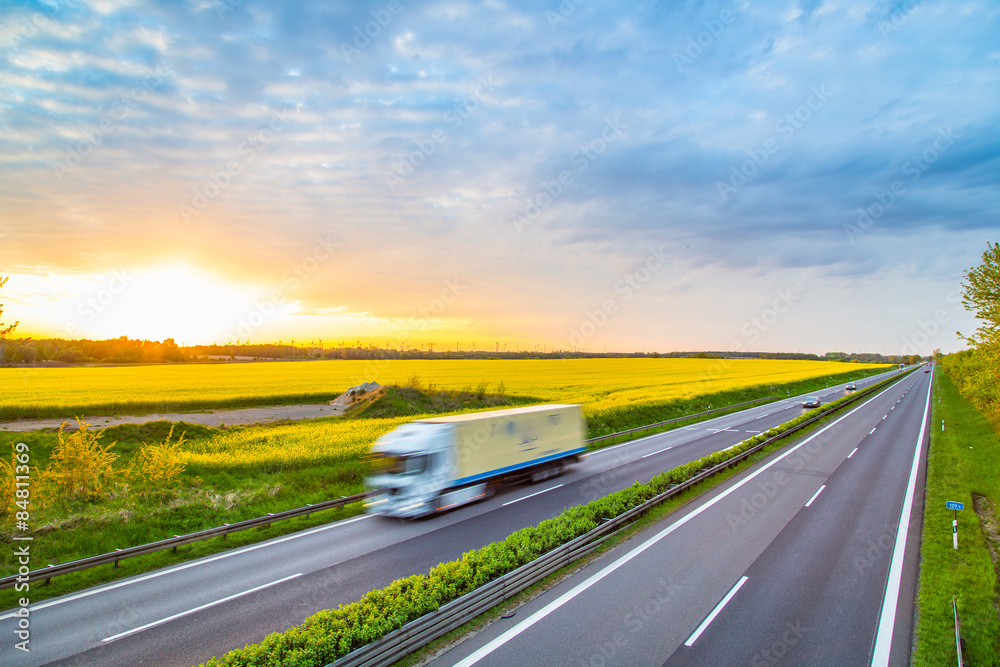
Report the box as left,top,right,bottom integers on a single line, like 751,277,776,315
940,242,1000,423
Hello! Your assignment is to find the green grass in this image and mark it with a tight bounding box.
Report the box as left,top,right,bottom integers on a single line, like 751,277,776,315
913,370,1000,666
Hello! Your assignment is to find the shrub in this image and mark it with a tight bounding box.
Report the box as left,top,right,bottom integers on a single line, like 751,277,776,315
41,419,119,502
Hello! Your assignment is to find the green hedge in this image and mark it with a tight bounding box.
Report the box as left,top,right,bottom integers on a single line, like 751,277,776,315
202,377,899,666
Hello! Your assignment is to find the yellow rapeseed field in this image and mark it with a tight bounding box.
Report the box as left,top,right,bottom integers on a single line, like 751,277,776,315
0,358,886,421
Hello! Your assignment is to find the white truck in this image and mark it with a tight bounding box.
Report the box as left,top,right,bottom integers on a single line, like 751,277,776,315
364,404,586,518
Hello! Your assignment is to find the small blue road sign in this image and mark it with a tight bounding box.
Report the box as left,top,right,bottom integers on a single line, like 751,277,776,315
946,501,964,511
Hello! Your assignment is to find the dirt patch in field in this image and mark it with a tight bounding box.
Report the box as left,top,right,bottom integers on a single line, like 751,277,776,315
973,494,1000,568
973,493,1000,621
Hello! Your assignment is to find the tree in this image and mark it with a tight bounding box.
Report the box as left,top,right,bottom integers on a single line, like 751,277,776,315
960,242,1000,348
0,275,17,338
0,275,18,367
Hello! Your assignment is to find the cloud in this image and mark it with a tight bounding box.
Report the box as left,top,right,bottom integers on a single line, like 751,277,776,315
0,0,997,353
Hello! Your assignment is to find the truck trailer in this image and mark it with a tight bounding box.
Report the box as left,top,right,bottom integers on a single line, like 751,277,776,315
364,404,586,518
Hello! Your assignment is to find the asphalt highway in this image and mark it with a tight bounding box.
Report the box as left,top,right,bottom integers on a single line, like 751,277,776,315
426,368,930,667
0,369,905,667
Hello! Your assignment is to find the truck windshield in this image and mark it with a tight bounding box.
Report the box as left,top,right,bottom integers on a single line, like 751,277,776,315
373,453,429,476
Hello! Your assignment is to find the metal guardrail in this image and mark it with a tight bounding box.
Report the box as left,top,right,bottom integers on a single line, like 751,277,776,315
583,396,779,447
330,371,912,667
0,492,368,589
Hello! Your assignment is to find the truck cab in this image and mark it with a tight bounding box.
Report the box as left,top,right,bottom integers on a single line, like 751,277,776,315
364,423,457,518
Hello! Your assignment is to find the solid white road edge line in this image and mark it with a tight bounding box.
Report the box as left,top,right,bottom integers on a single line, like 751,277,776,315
804,485,826,508
502,485,564,507
101,573,303,643
450,388,890,667
684,576,749,647
870,371,933,666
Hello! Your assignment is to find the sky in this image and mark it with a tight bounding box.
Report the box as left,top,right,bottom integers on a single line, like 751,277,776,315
1,0,997,355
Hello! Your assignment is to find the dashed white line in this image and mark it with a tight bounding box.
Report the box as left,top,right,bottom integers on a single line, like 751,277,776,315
502,484,564,506
805,485,826,507
684,576,749,646
641,446,673,459
754,413,770,419
102,572,303,643
848,447,858,459
870,427,877,435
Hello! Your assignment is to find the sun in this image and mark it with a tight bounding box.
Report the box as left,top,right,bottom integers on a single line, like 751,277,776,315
80,263,264,344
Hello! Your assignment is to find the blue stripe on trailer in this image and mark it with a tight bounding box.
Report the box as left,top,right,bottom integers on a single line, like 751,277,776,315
451,447,587,487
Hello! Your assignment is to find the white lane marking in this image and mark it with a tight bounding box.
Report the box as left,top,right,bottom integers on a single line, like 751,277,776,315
684,576,749,647
870,428,877,435
641,446,673,459
101,573,302,643
502,484,564,507
682,426,698,430
871,370,934,665
744,430,761,434
804,485,826,508
450,392,886,667
883,415,888,420
848,447,858,459
754,413,770,419
0,514,370,618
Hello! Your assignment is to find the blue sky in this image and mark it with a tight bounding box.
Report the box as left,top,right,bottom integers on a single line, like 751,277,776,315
1,0,997,353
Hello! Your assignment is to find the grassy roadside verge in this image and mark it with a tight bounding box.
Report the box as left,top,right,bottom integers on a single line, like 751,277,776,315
913,370,1000,666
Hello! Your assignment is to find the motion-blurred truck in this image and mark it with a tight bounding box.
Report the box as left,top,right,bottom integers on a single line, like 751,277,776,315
364,404,586,518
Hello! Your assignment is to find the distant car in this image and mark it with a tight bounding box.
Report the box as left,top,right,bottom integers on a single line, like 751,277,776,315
845,383,857,390
802,396,821,408
924,369,930,373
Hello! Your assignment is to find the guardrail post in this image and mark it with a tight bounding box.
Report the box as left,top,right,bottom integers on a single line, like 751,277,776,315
45,563,54,585
266,513,275,529
113,548,122,569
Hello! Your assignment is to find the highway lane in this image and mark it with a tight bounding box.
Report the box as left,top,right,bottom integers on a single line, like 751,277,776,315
0,369,902,666
425,369,929,667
